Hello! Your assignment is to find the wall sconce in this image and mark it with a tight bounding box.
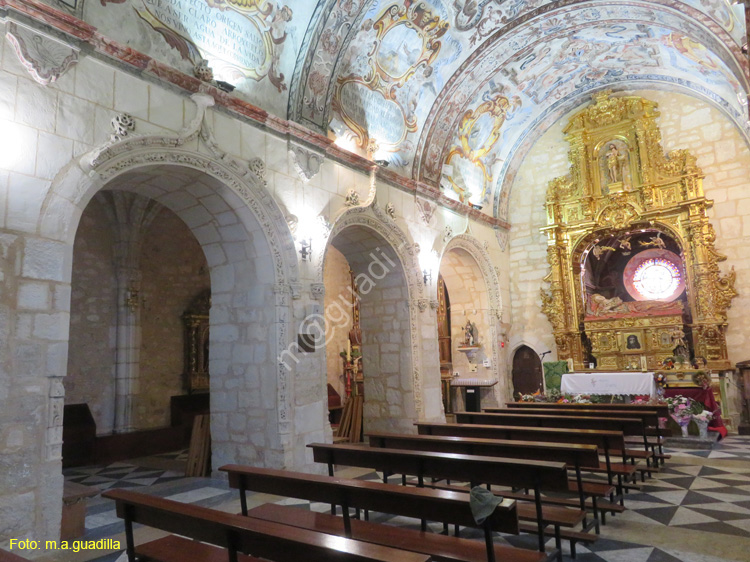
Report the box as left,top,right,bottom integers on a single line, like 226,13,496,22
299,238,312,262
423,269,432,285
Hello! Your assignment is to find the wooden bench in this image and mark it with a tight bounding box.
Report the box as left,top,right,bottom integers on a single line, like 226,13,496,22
102,488,432,562
308,442,588,559
0,548,28,562
218,465,541,562
416,423,637,506
367,432,612,532
505,402,672,464
484,407,662,476
455,412,655,477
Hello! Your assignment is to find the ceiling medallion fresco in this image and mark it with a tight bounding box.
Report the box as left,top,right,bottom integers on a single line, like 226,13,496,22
441,92,521,207
330,0,449,156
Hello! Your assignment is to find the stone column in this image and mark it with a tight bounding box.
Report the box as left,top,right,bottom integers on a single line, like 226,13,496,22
104,192,160,433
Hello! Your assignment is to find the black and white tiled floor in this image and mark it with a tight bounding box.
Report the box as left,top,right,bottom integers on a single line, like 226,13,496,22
63,451,189,491
63,437,750,562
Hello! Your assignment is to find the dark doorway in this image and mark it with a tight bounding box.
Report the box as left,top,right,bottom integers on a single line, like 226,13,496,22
512,345,543,397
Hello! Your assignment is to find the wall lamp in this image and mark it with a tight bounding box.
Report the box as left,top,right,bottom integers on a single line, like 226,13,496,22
423,268,432,285
299,238,312,262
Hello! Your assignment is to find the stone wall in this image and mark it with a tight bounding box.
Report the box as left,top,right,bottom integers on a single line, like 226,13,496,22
0,23,507,547
65,196,117,434
137,206,210,429
323,245,353,399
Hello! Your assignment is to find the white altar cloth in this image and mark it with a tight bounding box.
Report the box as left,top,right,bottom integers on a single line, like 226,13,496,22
560,372,656,397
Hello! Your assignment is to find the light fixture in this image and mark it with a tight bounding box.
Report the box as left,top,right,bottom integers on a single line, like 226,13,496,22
374,159,390,167
423,268,432,285
299,238,312,262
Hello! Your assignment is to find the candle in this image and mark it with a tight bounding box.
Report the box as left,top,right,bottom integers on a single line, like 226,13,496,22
347,340,351,362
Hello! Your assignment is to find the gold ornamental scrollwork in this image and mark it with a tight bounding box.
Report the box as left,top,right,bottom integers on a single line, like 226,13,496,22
540,91,737,370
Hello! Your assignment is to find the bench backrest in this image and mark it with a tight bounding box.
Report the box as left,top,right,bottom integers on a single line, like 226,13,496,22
102,488,431,562
506,401,669,418
367,432,600,469
485,407,659,428
455,411,645,437
415,422,625,452
219,465,518,534
308,442,569,491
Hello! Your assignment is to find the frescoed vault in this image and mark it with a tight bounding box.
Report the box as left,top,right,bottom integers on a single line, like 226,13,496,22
71,0,748,221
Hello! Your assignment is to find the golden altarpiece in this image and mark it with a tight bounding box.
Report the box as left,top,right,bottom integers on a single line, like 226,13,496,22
541,92,737,372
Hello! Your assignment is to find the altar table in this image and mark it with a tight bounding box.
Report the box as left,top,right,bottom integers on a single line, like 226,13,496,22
561,372,656,397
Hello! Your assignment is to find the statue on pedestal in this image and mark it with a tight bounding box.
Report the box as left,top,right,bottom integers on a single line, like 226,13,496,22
463,320,478,346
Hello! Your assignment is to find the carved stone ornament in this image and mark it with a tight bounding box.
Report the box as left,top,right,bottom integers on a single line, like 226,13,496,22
193,59,214,82
443,225,453,243
111,113,136,143
541,91,737,370
289,144,323,182
416,198,435,225
290,283,302,300
385,202,396,219
5,22,78,85
286,214,299,236
417,298,428,313
310,283,325,300
345,188,360,207
429,299,439,310
248,158,267,187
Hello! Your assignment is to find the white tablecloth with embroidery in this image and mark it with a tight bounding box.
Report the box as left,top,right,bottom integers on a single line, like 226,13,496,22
560,372,656,397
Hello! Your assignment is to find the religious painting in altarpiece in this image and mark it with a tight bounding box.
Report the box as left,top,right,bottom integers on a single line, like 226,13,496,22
540,91,737,372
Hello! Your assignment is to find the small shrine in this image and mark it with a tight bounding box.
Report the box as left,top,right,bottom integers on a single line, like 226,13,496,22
541,92,737,372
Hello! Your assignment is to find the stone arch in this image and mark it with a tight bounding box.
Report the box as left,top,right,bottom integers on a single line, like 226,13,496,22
36,131,310,505
318,203,443,427
440,235,508,406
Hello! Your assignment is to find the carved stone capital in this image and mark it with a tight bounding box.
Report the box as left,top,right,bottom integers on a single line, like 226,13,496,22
310,283,325,301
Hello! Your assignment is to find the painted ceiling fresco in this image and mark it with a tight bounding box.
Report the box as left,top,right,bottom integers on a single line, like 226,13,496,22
55,0,748,219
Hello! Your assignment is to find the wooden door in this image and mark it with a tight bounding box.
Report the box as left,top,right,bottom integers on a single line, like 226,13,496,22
512,345,543,397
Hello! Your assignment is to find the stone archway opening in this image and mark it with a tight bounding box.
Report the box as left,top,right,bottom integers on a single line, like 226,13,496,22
439,247,497,412
62,163,288,472
63,190,212,467
325,225,416,434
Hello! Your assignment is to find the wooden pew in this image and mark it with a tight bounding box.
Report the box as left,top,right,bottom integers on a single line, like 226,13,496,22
102,488,432,562
454,412,655,476
308,442,585,559
503,403,672,464
487,406,666,465
366,432,610,533
415,423,636,505
0,548,27,562
218,465,542,562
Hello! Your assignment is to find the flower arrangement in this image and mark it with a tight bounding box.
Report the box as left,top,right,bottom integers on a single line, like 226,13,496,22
517,392,537,402
692,370,710,389
654,372,668,389
692,410,713,423
661,357,675,370
666,395,697,419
